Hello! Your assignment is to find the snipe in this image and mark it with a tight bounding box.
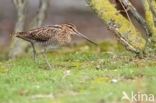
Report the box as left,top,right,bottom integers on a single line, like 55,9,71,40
14,24,97,69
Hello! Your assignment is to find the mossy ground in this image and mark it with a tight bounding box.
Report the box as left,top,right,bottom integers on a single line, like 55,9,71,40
0,41,156,103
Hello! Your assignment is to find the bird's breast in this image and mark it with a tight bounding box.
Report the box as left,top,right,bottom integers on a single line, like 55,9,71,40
55,33,72,45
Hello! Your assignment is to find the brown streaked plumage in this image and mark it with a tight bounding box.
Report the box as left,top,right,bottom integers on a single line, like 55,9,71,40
14,24,97,69
16,24,96,46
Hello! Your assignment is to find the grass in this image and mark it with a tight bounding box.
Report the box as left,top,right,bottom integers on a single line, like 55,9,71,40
0,41,156,103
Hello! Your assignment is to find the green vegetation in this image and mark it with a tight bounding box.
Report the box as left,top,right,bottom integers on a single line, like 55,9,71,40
88,0,146,53
0,42,156,103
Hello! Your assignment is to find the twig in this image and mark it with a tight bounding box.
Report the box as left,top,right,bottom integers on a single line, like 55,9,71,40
118,0,136,35
120,0,151,38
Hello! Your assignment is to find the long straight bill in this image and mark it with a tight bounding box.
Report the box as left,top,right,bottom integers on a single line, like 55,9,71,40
77,32,97,46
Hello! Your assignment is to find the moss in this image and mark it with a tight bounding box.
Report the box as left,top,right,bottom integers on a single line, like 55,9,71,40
144,0,156,42
88,0,146,52
0,62,9,73
0,43,156,103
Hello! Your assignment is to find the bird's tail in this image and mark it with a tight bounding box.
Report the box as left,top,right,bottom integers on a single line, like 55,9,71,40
10,31,26,38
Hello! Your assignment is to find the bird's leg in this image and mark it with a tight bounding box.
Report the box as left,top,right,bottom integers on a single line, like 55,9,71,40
30,42,37,62
42,48,52,69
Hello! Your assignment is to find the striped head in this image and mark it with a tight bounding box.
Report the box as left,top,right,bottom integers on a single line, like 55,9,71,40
60,24,78,35
60,24,97,45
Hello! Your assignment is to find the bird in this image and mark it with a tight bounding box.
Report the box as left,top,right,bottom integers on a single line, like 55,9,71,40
13,23,97,69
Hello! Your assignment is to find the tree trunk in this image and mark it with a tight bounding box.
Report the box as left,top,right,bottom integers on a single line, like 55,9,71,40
88,0,146,55
144,0,156,43
9,0,28,58
9,0,49,58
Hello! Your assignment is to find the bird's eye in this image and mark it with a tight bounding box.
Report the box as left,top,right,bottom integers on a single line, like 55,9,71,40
69,26,73,29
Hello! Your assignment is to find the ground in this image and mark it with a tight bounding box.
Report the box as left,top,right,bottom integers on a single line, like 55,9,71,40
0,41,156,103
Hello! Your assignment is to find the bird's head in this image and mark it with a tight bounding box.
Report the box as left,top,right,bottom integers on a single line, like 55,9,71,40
61,24,97,45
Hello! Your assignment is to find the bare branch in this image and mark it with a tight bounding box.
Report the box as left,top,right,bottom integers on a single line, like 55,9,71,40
120,0,151,38
29,0,49,29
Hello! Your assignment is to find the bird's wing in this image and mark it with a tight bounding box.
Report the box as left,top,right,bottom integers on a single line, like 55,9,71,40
25,26,56,42
28,27,54,41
